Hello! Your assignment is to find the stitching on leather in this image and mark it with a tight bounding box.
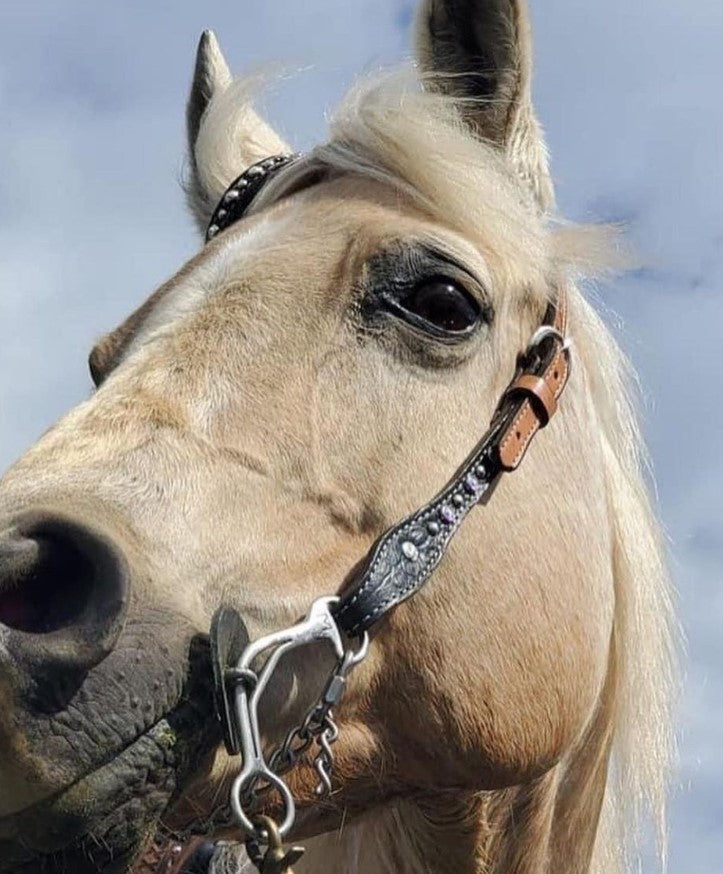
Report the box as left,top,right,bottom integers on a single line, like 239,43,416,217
342,535,442,633
500,341,570,469
500,401,532,465
552,351,569,398
509,351,568,467
336,515,420,620
338,503,448,625
339,479,480,631
511,406,538,468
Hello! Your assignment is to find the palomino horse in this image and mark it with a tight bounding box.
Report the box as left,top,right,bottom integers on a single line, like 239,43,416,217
0,1,677,872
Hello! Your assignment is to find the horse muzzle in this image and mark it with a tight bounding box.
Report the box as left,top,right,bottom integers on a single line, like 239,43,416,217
0,506,220,873
0,510,130,700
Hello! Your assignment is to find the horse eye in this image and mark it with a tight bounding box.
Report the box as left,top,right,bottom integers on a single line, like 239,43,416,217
398,278,481,336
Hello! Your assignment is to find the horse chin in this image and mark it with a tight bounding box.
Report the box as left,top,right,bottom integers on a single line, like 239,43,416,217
0,657,219,874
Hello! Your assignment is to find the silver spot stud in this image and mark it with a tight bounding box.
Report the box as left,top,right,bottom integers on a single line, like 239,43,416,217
207,224,219,238
217,208,228,220
247,166,264,177
237,179,249,189
223,189,240,203
401,541,419,561
427,521,440,536
452,493,464,507
476,462,487,478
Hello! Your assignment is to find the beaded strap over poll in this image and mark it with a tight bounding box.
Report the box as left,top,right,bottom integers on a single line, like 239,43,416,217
206,154,298,243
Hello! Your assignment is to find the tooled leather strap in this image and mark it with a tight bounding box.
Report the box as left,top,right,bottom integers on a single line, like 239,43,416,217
333,283,570,637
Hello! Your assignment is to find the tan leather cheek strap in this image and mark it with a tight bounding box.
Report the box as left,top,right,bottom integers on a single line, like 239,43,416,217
505,374,557,425
496,286,571,471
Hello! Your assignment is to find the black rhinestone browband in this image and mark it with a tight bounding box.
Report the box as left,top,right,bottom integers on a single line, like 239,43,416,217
205,154,299,244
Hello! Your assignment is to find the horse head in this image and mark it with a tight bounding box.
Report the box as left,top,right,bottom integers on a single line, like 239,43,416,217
0,3,676,872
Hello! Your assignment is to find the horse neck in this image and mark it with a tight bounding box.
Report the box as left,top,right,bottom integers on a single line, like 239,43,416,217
297,793,485,874
297,667,616,874
298,777,604,874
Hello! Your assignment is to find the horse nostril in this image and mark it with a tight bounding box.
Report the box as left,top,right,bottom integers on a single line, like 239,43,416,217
0,533,95,634
0,514,130,651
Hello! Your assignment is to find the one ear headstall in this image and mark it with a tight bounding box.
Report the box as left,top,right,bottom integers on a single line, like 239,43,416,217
197,151,572,874
205,154,299,244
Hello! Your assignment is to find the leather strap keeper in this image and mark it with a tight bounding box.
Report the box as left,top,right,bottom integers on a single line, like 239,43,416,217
505,374,557,426
496,286,571,472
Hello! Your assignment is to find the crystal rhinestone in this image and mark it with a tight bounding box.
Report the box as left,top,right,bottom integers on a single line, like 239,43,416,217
401,541,419,561
217,208,228,220
439,505,455,525
223,189,240,203
464,473,481,495
452,493,464,507
247,166,264,177
207,225,219,238
427,521,440,536
237,179,249,189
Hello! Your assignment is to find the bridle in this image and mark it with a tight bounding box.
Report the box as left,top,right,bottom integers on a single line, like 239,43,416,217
139,154,571,874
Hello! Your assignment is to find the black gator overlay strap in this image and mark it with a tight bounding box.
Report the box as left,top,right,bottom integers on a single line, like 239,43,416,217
205,154,298,244
332,433,499,636
333,290,569,636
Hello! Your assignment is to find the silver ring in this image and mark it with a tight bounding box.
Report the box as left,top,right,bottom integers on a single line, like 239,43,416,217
527,326,571,351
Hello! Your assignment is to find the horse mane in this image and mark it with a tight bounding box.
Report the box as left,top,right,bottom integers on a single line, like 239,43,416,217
195,71,679,873
566,289,679,872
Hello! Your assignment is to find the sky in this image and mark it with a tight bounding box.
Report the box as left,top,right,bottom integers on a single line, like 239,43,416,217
0,1,720,869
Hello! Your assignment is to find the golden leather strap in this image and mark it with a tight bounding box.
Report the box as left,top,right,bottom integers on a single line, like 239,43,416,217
496,284,570,470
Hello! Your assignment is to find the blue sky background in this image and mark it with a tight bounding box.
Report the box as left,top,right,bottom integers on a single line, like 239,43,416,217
0,2,720,869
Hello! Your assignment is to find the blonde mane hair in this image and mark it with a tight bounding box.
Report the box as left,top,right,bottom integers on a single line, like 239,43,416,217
195,71,678,873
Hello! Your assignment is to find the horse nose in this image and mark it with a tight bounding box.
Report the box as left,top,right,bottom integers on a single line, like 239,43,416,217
0,512,130,683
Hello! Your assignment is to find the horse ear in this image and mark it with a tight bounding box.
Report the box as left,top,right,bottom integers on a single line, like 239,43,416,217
415,0,554,210
185,31,291,234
